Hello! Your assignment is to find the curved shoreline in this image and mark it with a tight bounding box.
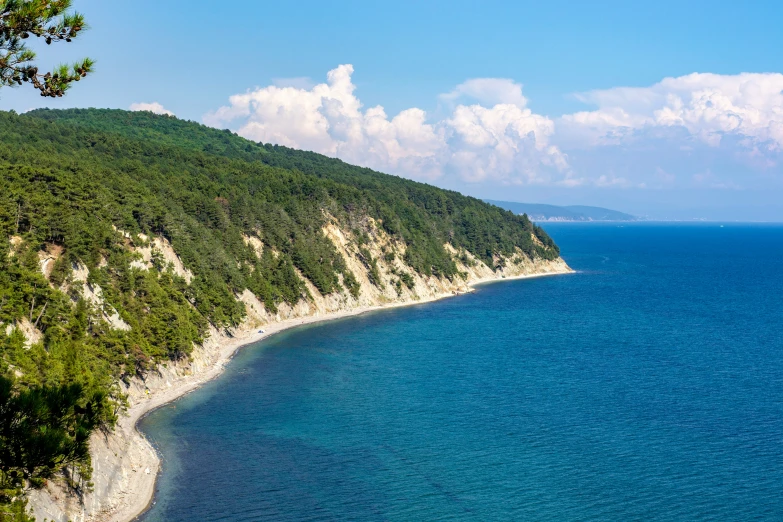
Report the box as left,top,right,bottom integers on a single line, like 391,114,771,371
125,299,457,521
33,266,573,522
130,269,573,521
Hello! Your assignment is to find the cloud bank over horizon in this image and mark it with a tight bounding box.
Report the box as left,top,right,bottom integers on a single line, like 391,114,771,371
204,66,783,193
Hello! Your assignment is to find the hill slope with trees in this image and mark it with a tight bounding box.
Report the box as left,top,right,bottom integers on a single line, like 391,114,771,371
0,109,563,520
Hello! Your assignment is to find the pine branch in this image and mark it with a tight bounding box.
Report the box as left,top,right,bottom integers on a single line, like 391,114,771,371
0,0,92,97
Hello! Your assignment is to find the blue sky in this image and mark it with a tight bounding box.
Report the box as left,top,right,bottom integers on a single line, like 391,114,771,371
4,0,783,220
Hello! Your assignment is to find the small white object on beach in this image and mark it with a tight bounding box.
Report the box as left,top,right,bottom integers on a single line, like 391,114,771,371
145,467,150,474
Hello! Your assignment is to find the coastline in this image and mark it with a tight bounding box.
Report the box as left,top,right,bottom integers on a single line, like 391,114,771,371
30,262,573,522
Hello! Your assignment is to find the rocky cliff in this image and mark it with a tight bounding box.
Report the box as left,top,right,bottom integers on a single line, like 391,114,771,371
26,218,571,522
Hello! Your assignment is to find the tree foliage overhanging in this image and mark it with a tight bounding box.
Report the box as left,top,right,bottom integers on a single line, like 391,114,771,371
0,108,560,518
0,0,93,97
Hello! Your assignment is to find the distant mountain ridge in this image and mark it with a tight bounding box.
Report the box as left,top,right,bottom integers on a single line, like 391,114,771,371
486,200,637,222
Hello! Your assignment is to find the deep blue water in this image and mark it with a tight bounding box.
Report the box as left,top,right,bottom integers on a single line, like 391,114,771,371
138,223,783,521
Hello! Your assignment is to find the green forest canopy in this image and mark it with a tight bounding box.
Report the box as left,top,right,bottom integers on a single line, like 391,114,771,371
0,108,560,518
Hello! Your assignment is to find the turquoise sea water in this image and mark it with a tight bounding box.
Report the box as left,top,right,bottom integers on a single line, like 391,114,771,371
138,223,783,521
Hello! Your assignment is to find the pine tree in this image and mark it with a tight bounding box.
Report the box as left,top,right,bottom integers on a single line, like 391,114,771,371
0,0,92,97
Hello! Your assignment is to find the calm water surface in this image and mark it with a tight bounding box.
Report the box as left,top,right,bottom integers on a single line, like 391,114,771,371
139,223,783,521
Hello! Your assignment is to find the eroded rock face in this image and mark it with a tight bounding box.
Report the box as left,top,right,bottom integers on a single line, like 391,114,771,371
71,261,132,332
242,234,264,260
28,221,572,522
128,234,194,284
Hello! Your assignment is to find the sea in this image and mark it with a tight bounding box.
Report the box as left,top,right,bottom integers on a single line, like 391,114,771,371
137,223,783,521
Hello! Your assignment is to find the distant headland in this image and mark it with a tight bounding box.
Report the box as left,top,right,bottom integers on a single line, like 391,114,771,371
486,200,638,222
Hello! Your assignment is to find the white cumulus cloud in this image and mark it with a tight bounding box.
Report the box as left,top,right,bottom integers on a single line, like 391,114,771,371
555,72,783,190
439,78,530,108
204,65,567,184
202,68,783,190
560,72,783,150
129,102,174,116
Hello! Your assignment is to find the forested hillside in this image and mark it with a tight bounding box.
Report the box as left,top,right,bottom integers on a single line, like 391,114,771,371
0,109,560,518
